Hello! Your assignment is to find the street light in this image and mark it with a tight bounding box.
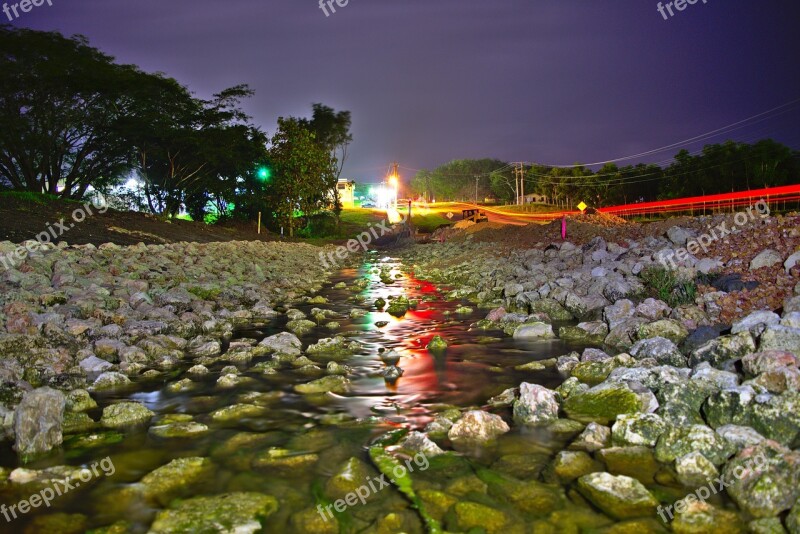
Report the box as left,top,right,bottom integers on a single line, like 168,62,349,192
388,175,399,208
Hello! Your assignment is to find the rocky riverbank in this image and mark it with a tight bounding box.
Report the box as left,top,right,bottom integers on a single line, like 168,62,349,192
0,239,332,457
389,212,800,531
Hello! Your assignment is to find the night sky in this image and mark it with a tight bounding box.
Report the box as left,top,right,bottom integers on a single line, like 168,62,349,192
11,0,800,183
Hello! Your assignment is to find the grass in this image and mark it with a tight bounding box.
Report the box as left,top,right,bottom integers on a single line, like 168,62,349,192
639,266,698,308
494,204,561,214
0,191,81,204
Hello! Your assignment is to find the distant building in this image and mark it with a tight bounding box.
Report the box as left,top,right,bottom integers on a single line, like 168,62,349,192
336,179,356,208
524,193,548,204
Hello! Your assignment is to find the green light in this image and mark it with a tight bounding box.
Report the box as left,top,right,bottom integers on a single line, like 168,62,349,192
257,167,271,181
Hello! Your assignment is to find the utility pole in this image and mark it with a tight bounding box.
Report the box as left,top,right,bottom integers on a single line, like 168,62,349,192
513,163,525,206
474,175,479,204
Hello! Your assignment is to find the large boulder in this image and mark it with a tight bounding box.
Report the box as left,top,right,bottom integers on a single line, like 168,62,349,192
724,440,800,518
654,424,736,466
563,381,656,425
14,387,65,457
576,472,658,519
258,332,302,356
448,410,510,445
611,413,670,447
758,325,800,354
637,319,689,345
100,402,154,428
149,492,279,533
689,332,756,368
513,383,559,426
604,300,636,330
513,322,555,339
629,337,686,367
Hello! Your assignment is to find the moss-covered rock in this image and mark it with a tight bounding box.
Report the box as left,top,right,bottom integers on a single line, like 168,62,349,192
448,501,510,533
209,404,268,423
251,448,319,476
563,382,651,424
148,421,209,439
597,446,660,484
671,500,744,534
100,402,154,429
286,319,317,336
576,472,658,520
140,457,215,506
294,375,349,395
149,492,278,533
23,513,88,534
427,335,448,352
552,450,603,483
611,413,670,448
637,319,689,345
655,424,735,466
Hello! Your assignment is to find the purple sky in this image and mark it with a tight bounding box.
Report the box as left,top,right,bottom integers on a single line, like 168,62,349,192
12,0,800,183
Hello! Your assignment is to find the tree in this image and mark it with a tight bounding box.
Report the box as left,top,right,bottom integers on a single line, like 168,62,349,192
267,117,337,236
300,104,352,220
0,25,139,198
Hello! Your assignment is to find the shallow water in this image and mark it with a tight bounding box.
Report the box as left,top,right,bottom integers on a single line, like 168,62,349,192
0,254,613,533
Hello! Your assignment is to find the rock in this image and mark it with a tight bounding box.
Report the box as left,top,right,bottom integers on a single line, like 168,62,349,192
324,457,378,501
513,322,555,339
563,381,656,424
691,363,740,389
306,337,361,361
399,431,445,457
149,492,278,533
286,319,316,336
605,317,649,352
552,450,602,483
732,311,781,336
674,450,719,487
636,298,672,321
637,319,689,345
100,402,154,428
186,338,221,358
783,312,800,328
667,226,691,245
556,354,580,375
671,501,744,534
149,422,209,439
597,446,659,484
558,322,608,344
568,422,611,453
529,299,573,321
782,250,800,272
629,337,686,367
715,424,766,451
427,335,448,352
604,279,633,302
750,249,783,270
504,282,524,297
450,501,510,534
604,300,636,330
712,274,759,293
654,424,735,466
564,292,610,321
689,332,756,368
91,372,131,391
252,447,319,475
758,325,800,354
294,376,349,395
79,355,113,375
14,387,65,457
724,440,800,518
258,332,302,356
209,404,268,424
787,296,800,313
448,410,510,444
141,457,215,506
513,383,559,426
681,325,725,353
611,413,670,447
65,389,97,412
695,257,724,274
576,472,658,519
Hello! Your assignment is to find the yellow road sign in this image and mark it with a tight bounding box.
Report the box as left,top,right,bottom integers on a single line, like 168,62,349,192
577,201,588,212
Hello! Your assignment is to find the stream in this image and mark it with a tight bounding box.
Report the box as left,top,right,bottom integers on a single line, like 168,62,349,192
0,253,606,533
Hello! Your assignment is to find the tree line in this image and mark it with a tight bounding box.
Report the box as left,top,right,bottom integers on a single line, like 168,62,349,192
0,26,352,236
410,140,800,208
